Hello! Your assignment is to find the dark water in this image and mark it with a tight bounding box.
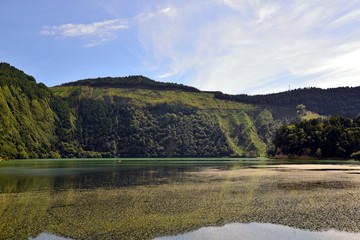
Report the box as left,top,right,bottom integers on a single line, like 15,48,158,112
1,158,355,193
0,158,272,193
0,158,258,193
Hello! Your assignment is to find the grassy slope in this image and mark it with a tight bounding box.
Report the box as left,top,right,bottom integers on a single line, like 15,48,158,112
51,86,256,110
51,86,290,156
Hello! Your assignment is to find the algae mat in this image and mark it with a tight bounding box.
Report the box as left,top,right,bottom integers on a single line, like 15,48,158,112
0,159,360,239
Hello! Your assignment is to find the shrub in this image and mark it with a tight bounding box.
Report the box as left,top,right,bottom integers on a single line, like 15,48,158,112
351,151,360,160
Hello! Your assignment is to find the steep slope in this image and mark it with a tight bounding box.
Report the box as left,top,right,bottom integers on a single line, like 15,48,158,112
51,80,295,158
0,63,327,159
0,63,58,158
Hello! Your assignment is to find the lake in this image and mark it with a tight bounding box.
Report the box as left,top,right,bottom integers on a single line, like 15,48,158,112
1,158,360,239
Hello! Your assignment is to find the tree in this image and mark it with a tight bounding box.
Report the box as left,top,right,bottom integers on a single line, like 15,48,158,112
351,151,360,160
296,104,306,118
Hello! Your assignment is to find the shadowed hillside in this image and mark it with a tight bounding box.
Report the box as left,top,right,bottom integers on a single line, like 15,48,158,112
214,87,360,118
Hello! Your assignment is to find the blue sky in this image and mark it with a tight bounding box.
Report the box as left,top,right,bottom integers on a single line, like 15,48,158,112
2,0,360,94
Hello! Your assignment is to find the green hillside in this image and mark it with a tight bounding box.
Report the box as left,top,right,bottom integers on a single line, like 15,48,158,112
274,115,360,159
60,75,200,93
0,63,333,159
215,87,360,118
51,81,294,157
0,63,58,159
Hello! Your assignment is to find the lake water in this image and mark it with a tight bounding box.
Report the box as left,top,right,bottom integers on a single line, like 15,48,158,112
1,158,360,239
30,223,360,240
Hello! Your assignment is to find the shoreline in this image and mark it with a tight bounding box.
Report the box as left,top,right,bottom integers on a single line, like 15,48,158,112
272,155,353,161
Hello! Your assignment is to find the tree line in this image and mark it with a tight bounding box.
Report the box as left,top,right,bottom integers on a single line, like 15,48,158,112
4,62,360,160
214,87,360,118
61,76,201,93
273,115,360,159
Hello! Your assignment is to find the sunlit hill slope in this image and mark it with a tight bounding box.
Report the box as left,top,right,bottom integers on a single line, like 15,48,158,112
4,63,358,159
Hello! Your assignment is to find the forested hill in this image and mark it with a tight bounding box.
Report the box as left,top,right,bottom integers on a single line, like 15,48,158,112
215,87,360,118
60,76,200,93
0,63,58,159
1,62,360,159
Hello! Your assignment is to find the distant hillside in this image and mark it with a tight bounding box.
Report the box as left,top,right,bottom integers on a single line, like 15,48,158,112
3,62,359,159
51,84,285,158
60,76,200,93
214,87,360,118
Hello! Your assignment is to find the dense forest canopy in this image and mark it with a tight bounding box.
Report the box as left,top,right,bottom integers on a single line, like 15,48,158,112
60,76,201,93
215,87,360,118
1,62,360,160
273,115,360,159
0,63,277,159
0,62,57,159
0,62,50,101
53,98,234,158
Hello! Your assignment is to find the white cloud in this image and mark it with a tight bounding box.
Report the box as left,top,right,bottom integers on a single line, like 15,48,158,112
136,5,185,73
331,9,360,26
154,222,360,240
41,19,128,47
254,4,277,24
135,0,360,94
157,71,174,78
41,1,360,93
136,6,177,23
216,0,252,11
160,7,178,18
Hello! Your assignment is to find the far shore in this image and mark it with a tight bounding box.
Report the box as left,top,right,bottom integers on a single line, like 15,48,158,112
272,154,354,161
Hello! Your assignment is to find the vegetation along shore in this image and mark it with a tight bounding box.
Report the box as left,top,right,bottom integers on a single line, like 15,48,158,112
2,62,360,160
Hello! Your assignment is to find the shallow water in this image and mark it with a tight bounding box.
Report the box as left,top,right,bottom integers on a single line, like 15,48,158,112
1,158,360,240
30,233,72,240
155,222,360,240
31,222,360,240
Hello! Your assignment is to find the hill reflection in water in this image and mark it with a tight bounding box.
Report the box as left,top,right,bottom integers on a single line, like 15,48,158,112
155,222,360,240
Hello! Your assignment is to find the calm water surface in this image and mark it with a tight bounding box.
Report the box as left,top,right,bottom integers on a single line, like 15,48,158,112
1,158,360,240
31,223,360,240
0,158,354,191
155,222,360,240
0,158,270,192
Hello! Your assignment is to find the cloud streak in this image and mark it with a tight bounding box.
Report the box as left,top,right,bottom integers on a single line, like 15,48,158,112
39,1,360,93
136,0,360,94
41,19,128,47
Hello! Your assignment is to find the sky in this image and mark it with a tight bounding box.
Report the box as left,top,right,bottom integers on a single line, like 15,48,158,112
2,0,360,94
